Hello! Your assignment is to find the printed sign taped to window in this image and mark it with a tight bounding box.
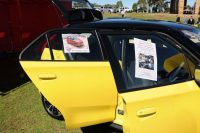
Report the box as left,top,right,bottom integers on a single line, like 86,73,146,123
133,38,157,81
62,34,90,53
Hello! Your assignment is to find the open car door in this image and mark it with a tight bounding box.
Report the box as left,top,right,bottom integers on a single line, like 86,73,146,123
102,30,200,133
19,29,118,128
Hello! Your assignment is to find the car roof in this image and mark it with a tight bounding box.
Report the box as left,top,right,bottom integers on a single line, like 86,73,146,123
69,18,194,31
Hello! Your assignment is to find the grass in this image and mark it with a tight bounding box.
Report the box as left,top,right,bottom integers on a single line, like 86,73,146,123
104,12,176,21
103,12,199,23
0,82,82,133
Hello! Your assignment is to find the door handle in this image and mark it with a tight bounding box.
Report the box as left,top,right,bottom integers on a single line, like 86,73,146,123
137,107,156,117
38,74,57,80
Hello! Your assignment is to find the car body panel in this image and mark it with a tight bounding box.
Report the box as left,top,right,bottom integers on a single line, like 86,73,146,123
41,48,66,60
20,61,118,128
121,80,200,133
195,69,200,80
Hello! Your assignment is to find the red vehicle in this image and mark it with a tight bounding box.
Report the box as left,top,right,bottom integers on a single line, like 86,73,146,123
66,36,84,47
0,0,70,91
0,0,70,54
0,0,102,92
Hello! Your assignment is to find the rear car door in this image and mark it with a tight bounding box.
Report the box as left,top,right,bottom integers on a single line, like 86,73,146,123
101,31,200,133
19,29,118,128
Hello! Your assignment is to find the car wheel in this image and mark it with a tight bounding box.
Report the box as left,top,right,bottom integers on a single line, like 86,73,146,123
81,123,122,133
42,95,64,120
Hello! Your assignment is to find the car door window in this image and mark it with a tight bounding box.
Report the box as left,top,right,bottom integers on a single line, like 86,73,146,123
107,34,191,90
20,30,104,61
21,35,51,60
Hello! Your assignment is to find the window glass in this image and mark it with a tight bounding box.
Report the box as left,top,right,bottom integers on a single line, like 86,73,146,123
107,34,191,90
181,29,200,45
21,31,103,61
49,32,103,61
21,35,51,60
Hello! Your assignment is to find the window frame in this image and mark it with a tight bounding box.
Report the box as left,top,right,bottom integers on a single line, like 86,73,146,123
19,28,105,62
99,29,196,93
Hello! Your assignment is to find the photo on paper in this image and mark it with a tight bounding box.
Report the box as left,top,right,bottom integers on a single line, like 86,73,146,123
62,34,90,53
139,53,154,70
134,38,157,81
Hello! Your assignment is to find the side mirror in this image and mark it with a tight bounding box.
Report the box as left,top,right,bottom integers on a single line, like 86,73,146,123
91,9,103,20
195,64,200,86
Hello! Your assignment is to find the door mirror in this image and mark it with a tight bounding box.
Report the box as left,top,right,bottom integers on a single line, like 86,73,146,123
195,64,200,86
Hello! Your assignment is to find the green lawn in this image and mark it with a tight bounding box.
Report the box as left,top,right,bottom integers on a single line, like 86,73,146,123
0,82,81,133
103,12,199,22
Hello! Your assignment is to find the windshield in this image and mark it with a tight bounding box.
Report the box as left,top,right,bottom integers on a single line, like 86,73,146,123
181,28,200,45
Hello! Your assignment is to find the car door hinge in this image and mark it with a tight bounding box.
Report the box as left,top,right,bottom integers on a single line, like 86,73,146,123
118,109,124,115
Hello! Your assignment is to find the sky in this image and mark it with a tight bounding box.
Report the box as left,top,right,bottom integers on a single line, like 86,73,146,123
88,0,196,8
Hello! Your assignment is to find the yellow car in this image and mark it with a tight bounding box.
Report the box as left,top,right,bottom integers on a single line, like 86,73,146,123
19,18,200,132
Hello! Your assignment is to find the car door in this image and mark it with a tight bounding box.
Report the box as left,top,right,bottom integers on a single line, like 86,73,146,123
19,29,118,128
101,31,200,133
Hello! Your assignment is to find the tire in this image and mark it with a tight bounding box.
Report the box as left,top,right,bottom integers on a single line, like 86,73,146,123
81,123,122,133
42,95,64,120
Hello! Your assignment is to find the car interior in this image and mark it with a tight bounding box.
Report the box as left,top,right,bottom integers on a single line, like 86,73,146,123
109,35,190,90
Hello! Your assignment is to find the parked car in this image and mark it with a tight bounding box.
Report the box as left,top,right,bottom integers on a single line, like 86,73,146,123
19,16,200,133
99,6,116,13
0,0,70,90
119,7,132,13
65,36,84,47
0,0,69,55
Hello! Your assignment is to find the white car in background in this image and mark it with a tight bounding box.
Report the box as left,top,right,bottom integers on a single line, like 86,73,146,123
119,7,132,13
99,7,114,13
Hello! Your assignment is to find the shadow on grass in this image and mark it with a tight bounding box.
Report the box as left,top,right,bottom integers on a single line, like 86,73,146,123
0,53,30,96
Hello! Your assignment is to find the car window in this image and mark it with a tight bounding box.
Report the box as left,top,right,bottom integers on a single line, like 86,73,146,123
21,35,51,60
107,34,191,90
181,28,200,45
20,31,104,61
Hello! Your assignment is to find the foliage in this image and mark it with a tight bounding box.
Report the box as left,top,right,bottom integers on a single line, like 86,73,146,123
186,5,191,9
132,3,138,11
92,3,116,8
138,0,147,5
137,0,169,13
92,3,101,7
116,0,123,8
104,4,116,8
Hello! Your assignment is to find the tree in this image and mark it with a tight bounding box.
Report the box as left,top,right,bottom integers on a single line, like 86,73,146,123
104,4,115,8
92,3,101,8
137,0,148,12
137,0,168,13
92,3,100,7
132,3,138,11
137,0,147,6
116,1,123,8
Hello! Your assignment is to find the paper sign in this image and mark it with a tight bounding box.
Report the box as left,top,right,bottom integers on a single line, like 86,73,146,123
62,34,90,53
134,38,157,81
